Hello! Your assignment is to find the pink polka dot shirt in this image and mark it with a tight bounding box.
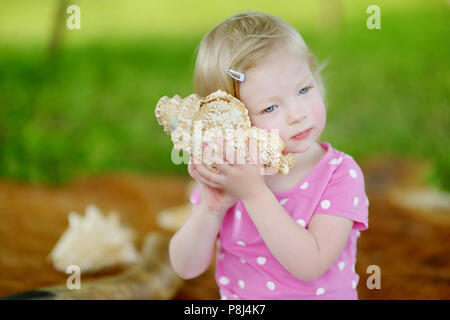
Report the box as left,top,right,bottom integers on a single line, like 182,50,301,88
189,141,369,300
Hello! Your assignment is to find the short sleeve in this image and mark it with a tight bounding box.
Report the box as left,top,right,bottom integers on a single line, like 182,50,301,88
313,157,369,231
189,184,202,206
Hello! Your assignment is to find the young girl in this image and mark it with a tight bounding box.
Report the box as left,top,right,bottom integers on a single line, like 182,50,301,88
169,10,369,300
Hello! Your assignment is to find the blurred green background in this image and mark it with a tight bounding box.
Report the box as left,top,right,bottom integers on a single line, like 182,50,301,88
0,0,448,190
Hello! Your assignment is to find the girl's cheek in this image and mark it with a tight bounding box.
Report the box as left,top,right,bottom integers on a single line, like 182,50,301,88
250,116,270,131
246,114,287,142
312,98,327,133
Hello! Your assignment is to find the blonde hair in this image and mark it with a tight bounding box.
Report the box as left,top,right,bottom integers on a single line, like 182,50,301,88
193,10,327,102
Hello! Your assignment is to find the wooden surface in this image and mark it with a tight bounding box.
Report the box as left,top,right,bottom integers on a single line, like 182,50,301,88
0,157,448,299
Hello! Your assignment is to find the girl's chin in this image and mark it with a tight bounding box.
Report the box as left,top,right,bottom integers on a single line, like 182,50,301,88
283,141,313,154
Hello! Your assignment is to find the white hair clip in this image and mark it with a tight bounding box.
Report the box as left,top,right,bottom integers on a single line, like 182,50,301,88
227,69,245,82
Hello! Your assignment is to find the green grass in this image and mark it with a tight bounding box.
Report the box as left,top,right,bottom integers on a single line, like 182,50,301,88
0,1,448,191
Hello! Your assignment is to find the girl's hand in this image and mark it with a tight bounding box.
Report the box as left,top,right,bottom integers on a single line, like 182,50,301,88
194,137,268,202
188,156,238,215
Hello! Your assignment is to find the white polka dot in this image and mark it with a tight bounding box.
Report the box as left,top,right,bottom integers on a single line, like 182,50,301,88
300,181,308,190
238,280,245,290
338,262,345,271
219,276,230,285
321,200,331,210
338,157,343,164
352,280,357,289
352,264,356,272
221,295,228,300
354,197,359,207
237,240,246,246
232,294,239,299
366,198,370,206
316,288,325,296
279,198,289,205
266,281,276,290
190,197,197,205
349,169,357,178
296,219,306,228
257,257,266,265
329,158,339,165
240,258,246,264
235,210,242,220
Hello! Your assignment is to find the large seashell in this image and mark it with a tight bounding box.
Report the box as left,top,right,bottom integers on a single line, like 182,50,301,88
155,90,295,175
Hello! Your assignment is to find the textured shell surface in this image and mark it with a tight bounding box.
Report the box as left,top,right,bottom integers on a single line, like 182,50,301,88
154,89,295,175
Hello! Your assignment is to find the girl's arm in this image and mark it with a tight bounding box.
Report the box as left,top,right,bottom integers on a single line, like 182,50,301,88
241,186,353,282
169,202,225,279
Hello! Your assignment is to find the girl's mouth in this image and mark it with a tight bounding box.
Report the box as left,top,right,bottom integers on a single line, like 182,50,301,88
291,128,312,140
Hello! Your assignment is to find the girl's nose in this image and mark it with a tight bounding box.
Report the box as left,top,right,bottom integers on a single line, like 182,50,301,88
287,104,307,125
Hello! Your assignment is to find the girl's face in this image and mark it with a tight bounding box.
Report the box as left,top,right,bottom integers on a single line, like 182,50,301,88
239,47,326,154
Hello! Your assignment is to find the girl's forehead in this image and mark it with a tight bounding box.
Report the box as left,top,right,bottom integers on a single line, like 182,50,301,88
241,59,312,99
247,60,310,83
251,47,308,72
245,50,311,85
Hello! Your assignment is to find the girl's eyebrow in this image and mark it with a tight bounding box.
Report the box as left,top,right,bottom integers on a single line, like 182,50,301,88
255,93,280,106
254,73,314,106
298,73,314,86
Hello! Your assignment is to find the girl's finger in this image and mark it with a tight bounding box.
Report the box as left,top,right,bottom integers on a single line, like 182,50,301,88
188,162,201,181
204,143,228,173
218,137,237,165
190,154,224,188
195,162,224,185
210,145,230,174
188,162,195,178
203,144,217,164
189,162,219,188
214,138,229,165
194,166,222,189
190,156,201,165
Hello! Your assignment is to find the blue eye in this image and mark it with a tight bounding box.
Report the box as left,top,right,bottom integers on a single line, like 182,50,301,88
264,105,276,113
299,87,309,95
